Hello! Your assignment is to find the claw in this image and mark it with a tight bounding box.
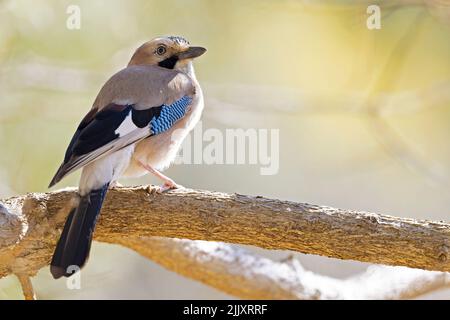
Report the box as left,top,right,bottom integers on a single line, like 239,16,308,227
138,160,183,193
159,179,182,192
146,184,161,195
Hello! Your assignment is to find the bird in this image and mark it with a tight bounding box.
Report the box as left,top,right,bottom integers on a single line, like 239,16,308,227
48,36,206,279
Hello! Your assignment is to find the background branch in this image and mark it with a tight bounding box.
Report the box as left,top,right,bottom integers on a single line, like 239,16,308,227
15,274,36,300
127,237,450,299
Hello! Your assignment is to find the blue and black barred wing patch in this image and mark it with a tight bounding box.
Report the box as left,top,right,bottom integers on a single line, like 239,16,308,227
149,96,192,135
49,95,192,187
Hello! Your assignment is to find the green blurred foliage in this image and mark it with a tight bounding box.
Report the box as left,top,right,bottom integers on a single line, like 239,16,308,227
0,0,449,299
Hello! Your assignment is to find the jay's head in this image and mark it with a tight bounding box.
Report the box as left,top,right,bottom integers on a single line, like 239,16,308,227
128,36,206,70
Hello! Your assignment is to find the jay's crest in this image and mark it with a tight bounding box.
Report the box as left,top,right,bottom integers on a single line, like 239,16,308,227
166,36,189,46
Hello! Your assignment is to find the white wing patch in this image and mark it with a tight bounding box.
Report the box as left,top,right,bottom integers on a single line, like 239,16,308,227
115,112,138,137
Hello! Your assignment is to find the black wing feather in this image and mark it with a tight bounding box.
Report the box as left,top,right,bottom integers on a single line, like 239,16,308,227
72,106,132,155
50,103,138,187
49,96,189,188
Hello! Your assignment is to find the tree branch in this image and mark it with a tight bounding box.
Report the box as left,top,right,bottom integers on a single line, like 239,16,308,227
1,186,450,282
121,237,301,299
16,274,36,300
134,238,450,299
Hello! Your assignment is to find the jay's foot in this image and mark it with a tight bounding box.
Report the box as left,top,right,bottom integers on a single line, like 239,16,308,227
146,180,182,194
159,178,182,193
138,161,182,193
146,184,161,195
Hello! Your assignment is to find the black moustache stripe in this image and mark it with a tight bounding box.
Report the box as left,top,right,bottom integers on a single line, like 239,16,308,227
158,55,178,69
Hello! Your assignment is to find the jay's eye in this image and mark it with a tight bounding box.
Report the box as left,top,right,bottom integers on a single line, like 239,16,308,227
156,46,166,55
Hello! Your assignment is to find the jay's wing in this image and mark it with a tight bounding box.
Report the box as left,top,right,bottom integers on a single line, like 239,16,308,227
49,65,195,187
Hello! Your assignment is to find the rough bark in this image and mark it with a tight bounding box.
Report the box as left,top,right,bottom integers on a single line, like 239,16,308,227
1,186,450,281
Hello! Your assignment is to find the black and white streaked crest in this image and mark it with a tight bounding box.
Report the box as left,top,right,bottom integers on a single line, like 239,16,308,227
167,36,189,45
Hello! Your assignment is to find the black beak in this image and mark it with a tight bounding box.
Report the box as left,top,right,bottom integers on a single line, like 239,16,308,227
178,46,207,60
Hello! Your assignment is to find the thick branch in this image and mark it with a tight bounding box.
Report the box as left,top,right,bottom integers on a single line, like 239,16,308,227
1,186,450,280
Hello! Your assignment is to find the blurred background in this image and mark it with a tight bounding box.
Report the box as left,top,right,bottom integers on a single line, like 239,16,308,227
0,0,449,299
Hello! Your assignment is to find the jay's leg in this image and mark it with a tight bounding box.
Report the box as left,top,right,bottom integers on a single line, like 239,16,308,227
137,160,181,193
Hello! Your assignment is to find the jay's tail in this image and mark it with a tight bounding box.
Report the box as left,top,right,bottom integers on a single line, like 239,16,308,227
50,183,109,279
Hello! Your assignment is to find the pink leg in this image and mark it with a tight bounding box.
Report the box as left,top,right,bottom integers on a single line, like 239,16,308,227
137,161,181,193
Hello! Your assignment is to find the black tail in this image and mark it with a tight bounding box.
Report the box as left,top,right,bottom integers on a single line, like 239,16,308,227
50,183,109,279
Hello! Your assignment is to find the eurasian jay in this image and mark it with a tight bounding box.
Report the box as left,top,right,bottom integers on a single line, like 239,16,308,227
48,36,206,278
